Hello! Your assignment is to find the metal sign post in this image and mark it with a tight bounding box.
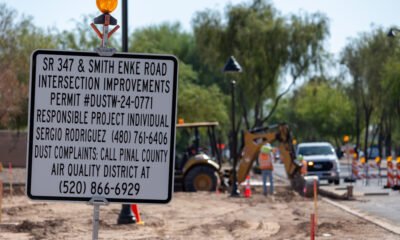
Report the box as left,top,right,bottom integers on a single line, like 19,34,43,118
89,197,109,240
90,5,123,236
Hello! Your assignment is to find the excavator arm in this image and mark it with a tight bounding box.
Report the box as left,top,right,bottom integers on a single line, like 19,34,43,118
236,123,302,184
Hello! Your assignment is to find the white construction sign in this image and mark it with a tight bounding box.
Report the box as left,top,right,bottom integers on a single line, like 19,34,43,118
27,50,178,203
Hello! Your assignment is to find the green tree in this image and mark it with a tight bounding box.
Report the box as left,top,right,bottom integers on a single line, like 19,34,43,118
192,0,329,130
130,23,229,128
381,48,400,154
0,4,57,129
130,23,194,66
342,28,398,157
290,78,354,145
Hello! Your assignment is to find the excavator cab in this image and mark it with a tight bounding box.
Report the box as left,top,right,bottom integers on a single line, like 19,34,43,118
174,122,222,192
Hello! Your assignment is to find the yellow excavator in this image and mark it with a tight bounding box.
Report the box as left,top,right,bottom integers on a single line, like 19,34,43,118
174,122,304,193
235,124,304,192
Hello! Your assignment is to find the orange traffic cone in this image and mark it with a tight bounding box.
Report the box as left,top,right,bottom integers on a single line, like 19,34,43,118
244,175,252,198
130,204,144,225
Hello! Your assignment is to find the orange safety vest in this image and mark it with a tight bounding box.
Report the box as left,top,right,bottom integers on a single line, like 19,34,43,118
259,152,274,170
301,160,307,175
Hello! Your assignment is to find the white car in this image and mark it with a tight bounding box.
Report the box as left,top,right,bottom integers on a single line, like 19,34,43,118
296,142,340,185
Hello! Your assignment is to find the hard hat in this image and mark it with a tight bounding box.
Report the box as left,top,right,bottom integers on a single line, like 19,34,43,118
298,154,303,160
260,144,272,153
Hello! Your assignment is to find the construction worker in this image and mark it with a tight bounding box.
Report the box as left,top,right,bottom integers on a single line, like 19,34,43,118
258,143,274,196
299,154,307,176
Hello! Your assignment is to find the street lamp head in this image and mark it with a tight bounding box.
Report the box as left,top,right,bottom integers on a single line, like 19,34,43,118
388,28,399,38
223,56,242,73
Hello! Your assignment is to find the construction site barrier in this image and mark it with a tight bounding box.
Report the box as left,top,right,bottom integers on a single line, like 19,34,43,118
384,157,395,189
351,156,361,180
349,156,400,190
397,161,400,187
393,160,400,190
364,161,381,179
359,158,371,181
351,158,384,186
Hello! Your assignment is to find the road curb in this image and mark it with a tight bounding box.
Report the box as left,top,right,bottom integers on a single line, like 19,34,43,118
318,187,349,200
322,198,400,235
363,192,389,196
275,168,400,234
318,185,391,199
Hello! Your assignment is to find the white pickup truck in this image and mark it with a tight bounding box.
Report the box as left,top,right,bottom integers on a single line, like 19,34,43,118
296,142,340,185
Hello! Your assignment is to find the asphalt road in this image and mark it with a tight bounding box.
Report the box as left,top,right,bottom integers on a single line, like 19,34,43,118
275,161,400,227
338,162,400,225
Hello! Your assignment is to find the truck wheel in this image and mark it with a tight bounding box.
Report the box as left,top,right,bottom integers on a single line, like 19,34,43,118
334,179,340,185
184,166,218,192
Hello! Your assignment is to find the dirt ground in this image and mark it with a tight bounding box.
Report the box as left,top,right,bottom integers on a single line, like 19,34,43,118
0,185,398,240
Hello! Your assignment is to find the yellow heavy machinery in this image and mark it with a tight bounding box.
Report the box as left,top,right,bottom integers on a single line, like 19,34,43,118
174,122,222,191
235,124,303,191
174,122,303,192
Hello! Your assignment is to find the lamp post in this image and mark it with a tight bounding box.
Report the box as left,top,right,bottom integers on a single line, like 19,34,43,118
223,56,242,197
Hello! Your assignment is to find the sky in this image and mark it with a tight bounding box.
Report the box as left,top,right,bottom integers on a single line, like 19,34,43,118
2,0,399,57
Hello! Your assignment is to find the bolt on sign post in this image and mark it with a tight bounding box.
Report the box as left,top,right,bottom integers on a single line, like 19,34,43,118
26,0,178,239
